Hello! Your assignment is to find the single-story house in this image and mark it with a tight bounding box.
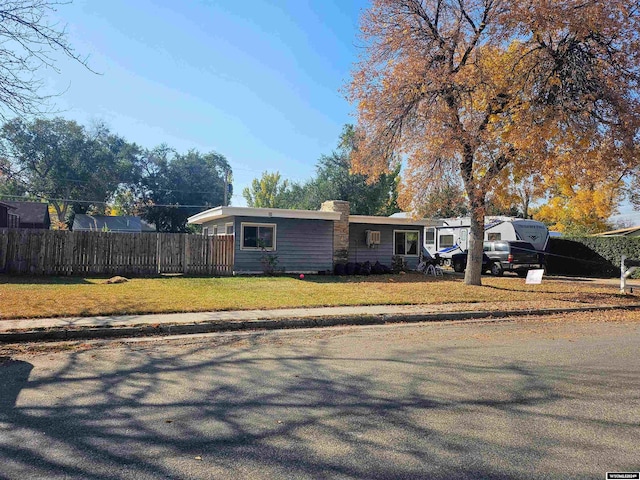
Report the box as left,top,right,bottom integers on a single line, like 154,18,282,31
4,201,50,229
594,225,640,237
72,214,156,233
187,200,439,274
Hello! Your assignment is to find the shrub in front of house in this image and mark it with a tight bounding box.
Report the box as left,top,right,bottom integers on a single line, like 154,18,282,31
334,261,389,276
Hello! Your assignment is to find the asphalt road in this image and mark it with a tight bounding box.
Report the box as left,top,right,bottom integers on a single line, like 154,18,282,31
1,314,639,479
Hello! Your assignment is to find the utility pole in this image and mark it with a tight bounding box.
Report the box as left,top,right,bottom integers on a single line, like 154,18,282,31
223,170,231,206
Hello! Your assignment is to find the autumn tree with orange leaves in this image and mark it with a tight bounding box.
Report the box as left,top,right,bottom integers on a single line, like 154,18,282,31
347,0,640,285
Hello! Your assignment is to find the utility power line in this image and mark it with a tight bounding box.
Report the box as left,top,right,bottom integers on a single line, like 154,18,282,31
0,194,217,209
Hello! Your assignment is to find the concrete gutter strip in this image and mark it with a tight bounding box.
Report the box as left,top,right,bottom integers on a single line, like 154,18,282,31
1,303,640,344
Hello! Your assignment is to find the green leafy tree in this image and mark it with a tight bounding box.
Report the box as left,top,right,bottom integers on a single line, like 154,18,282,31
277,125,402,215
0,156,26,198
138,147,231,232
242,171,291,208
0,117,140,225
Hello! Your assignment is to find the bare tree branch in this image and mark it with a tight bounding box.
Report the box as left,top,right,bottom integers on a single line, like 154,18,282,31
0,0,95,120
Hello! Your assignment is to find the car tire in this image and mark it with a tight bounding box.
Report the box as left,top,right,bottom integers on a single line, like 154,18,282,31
516,270,528,278
490,262,503,276
453,260,464,273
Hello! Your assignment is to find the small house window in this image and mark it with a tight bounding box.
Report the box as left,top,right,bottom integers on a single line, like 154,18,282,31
202,227,209,237
241,223,276,250
425,227,435,246
487,232,501,241
225,222,234,235
212,225,218,236
394,230,419,256
439,234,455,248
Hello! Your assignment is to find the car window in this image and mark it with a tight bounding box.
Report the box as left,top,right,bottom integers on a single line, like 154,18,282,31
483,242,492,251
494,243,509,251
509,242,536,253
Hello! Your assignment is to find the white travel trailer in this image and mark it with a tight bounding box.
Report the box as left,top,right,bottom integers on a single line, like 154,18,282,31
424,217,550,264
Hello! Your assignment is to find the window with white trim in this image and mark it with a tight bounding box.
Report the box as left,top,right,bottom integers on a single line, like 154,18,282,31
394,230,419,256
202,227,209,237
225,222,234,235
241,223,276,250
212,225,218,236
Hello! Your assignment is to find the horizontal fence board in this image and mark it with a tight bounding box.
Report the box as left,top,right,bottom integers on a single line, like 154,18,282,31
0,229,234,277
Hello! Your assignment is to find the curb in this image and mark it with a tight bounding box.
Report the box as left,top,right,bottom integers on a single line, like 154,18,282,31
2,303,640,344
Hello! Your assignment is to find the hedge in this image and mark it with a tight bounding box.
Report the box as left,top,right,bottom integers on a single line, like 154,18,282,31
547,236,640,278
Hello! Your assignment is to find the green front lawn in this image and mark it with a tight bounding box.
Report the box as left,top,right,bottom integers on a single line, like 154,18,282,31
0,273,633,320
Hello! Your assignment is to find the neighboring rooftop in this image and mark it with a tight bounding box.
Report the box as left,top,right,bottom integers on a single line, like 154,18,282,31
5,201,49,225
72,215,156,233
593,225,640,237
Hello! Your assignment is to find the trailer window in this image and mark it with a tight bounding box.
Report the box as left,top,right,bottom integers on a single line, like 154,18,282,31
439,234,455,248
425,228,435,246
487,233,501,241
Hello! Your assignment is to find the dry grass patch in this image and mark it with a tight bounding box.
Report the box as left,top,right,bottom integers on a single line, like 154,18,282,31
0,273,636,320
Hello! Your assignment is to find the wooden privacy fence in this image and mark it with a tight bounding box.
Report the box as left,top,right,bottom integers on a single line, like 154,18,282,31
0,229,234,276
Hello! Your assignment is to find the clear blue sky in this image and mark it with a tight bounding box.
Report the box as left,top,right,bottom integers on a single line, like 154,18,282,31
44,0,369,206
36,0,638,220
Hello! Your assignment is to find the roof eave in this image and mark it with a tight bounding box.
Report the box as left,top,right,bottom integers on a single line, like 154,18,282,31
349,215,440,226
187,206,341,224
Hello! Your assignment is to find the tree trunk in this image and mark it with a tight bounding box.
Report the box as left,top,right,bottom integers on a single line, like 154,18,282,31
460,147,486,286
464,206,485,285
52,202,65,225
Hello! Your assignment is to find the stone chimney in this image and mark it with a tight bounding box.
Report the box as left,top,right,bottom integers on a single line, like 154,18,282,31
320,200,350,265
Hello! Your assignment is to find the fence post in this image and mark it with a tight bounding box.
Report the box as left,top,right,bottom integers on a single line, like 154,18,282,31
0,229,7,273
156,233,161,275
183,234,190,275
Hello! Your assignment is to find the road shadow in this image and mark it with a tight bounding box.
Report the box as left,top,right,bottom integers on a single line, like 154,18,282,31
0,356,33,408
0,333,637,479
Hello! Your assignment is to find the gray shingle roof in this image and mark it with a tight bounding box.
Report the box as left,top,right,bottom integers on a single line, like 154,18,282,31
5,201,49,224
